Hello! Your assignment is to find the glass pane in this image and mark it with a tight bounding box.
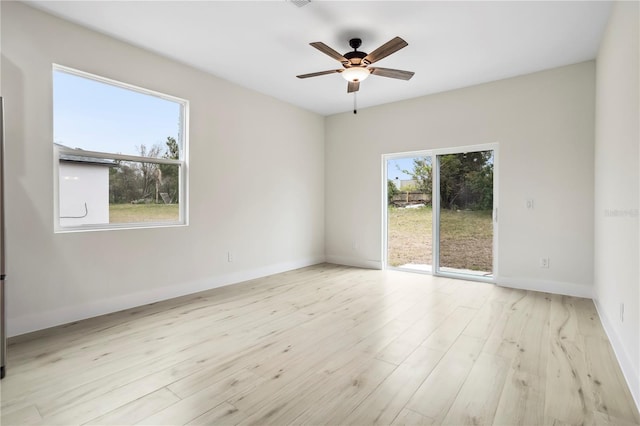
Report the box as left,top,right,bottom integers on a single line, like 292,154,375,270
59,156,180,227
53,69,183,157
438,150,493,276
387,156,432,272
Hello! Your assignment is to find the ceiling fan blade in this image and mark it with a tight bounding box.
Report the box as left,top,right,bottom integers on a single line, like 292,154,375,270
347,81,360,93
296,69,343,79
363,37,408,65
369,67,415,80
310,42,349,64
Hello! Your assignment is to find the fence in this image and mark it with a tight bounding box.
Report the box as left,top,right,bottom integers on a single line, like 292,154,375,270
390,192,431,207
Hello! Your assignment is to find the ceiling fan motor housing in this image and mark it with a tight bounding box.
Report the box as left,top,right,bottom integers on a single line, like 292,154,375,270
345,38,367,66
344,50,367,66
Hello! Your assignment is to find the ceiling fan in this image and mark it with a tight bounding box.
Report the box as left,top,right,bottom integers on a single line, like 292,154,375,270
296,37,415,94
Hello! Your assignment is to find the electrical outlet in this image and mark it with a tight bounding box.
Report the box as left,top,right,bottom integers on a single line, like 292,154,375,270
526,199,534,209
227,251,234,262
352,240,359,251
620,303,624,323
539,257,549,268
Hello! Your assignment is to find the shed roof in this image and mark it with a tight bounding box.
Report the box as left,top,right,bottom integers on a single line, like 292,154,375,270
55,143,117,167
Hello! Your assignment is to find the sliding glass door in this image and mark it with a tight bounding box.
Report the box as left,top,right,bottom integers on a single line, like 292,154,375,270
385,155,433,273
384,145,497,282
434,150,495,279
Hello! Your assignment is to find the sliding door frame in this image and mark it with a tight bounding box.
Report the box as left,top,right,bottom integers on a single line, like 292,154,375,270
383,143,499,283
432,143,499,283
382,149,434,274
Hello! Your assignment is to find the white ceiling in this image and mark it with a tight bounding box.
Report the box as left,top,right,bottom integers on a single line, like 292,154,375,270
27,1,612,116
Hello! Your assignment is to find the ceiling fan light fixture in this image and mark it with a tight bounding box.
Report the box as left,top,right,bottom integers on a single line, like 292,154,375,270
341,67,370,83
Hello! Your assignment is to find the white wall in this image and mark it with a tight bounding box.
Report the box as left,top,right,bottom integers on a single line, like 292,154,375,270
326,62,595,297
594,1,639,407
1,2,325,336
59,162,109,227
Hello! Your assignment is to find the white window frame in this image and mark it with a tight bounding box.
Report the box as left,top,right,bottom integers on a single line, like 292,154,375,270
52,65,189,233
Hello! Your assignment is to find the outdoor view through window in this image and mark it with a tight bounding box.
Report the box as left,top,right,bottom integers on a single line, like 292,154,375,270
53,67,187,230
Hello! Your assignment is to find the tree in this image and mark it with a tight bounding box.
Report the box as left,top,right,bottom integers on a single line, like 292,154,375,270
159,137,180,203
107,138,180,204
468,157,494,210
439,151,493,210
109,159,139,203
400,152,493,211
136,144,162,201
400,157,432,196
387,179,400,204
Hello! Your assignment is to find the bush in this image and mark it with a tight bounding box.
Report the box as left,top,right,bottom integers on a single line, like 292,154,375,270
387,180,400,203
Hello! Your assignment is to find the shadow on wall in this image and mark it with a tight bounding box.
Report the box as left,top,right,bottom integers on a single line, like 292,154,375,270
1,55,84,329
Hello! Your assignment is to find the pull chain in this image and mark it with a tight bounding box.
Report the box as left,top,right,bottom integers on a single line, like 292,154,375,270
353,91,357,114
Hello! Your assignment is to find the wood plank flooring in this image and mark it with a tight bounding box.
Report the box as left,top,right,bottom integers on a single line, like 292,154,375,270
1,264,638,425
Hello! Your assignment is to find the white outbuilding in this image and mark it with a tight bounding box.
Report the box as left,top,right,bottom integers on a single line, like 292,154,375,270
57,145,115,227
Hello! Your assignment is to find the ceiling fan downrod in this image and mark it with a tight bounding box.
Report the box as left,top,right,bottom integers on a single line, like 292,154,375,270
344,38,367,65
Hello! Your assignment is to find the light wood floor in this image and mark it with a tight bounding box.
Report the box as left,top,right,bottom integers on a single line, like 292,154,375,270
1,264,638,425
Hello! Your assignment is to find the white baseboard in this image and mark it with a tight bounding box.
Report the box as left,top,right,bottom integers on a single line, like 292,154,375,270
497,276,593,299
593,299,640,413
8,255,326,337
325,255,383,270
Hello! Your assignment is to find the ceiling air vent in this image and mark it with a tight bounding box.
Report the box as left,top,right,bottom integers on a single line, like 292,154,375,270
290,0,311,8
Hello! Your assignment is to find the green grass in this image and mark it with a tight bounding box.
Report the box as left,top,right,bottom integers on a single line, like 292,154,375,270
109,203,179,224
387,206,493,272
387,206,433,268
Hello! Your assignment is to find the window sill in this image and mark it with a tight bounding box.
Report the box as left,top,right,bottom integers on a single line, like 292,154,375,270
54,222,188,234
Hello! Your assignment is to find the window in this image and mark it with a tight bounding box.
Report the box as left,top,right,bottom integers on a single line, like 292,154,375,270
53,65,188,231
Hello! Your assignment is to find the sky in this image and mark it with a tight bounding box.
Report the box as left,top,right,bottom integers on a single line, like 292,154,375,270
387,157,425,181
53,70,182,157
